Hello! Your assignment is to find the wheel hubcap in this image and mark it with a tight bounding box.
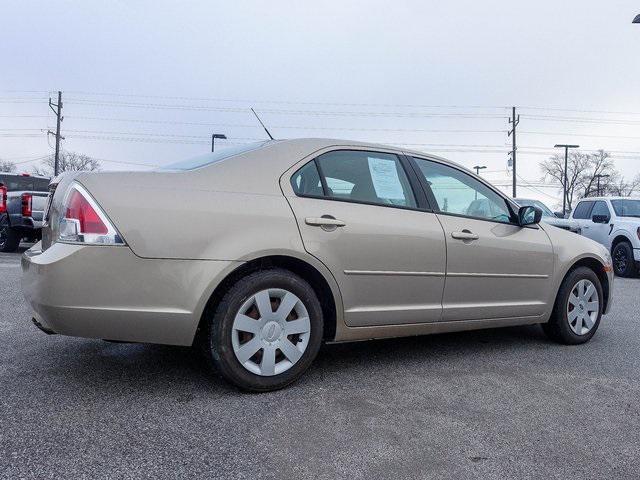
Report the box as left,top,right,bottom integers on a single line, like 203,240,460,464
567,279,599,335
231,288,311,376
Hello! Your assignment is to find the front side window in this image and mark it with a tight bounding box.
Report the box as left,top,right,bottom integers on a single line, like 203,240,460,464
295,150,417,208
412,157,512,223
591,201,610,220
611,199,640,218
572,201,594,219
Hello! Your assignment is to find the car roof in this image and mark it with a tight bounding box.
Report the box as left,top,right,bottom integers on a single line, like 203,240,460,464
0,172,49,180
576,196,640,202
259,137,471,171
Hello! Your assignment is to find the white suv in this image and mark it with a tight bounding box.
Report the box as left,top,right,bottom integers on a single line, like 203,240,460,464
570,197,640,277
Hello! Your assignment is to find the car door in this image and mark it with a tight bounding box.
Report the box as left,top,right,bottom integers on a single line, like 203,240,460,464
570,200,595,237
584,200,612,247
282,148,447,327
409,156,554,322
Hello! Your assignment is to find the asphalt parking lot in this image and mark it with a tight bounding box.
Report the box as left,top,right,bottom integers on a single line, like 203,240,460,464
1,249,639,479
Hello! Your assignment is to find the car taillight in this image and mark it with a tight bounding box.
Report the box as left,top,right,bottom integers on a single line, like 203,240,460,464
21,193,32,217
57,183,125,245
0,185,6,214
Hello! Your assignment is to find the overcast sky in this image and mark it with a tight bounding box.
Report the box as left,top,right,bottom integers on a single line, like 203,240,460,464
2,0,639,205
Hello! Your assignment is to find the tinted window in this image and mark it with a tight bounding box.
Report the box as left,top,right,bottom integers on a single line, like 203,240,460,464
412,158,511,223
611,199,640,217
313,150,417,208
572,201,594,219
160,141,270,171
0,175,49,192
291,161,323,196
591,201,610,220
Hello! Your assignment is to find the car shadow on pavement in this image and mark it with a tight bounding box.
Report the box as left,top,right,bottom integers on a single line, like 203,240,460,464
29,324,547,395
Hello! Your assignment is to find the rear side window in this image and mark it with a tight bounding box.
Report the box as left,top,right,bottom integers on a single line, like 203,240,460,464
291,161,323,196
290,150,417,209
316,150,416,208
572,201,594,219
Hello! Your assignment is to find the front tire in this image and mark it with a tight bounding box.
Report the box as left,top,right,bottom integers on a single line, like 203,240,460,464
542,266,603,345
0,216,20,253
612,241,637,277
205,268,323,392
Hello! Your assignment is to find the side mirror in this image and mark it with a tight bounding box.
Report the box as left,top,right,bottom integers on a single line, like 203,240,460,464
592,214,610,224
518,206,542,226
554,211,565,219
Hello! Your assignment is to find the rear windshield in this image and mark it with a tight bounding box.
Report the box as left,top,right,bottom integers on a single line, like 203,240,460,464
0,175,50,192
160,141,270,171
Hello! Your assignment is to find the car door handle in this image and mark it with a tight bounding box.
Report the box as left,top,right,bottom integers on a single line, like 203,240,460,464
305,216,346,227
451,231,479,240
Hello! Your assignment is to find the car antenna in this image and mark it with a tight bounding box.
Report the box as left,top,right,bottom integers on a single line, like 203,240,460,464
251,108,274,140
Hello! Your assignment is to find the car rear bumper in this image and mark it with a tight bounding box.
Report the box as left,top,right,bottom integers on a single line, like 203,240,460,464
21,241,239,346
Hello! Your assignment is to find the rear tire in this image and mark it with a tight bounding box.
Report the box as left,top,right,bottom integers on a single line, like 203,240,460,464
205,268,323,392
612,241,637,277
0,216,20,253
542,267,603,345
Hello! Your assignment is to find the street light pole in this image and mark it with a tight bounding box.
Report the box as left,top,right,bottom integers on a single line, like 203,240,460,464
473,165,487,176
473,165,486,200
211,133,227,152
595,174,610,196
554,144,580,217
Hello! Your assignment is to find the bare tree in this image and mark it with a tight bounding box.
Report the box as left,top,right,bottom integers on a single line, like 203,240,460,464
0,160,17,173
607,173,640,197
540,151,591,211
580,150,615,197
33,151,100,176
541,149,637,209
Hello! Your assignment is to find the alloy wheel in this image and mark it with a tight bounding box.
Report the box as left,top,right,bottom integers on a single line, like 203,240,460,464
231,288,311,376
566,279,599,335
613,245,628,274
0,224,7,250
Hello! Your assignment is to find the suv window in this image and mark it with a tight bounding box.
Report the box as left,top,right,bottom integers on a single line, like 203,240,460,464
293,150,417,209
591,201,610,220
412,157,512,223
0,174,49,192
572,201,594,219
611,199,640,217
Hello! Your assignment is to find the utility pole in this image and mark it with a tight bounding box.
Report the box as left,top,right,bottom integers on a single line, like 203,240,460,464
554,144,579,217
595,174,610,196
47,91,64,176
507,106,519,198
211,133,227,152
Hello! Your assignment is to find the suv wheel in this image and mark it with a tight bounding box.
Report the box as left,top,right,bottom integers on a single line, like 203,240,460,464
612,241,637,277
542,266,603,345
0,216,20,253
205,268,323,392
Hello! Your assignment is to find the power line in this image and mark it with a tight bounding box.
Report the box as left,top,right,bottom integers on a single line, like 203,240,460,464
521,114,640,125
520,131,640,140
64,99,508,119
64,90,508,110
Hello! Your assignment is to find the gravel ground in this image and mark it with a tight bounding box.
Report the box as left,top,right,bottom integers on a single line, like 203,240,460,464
1,249,639,479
